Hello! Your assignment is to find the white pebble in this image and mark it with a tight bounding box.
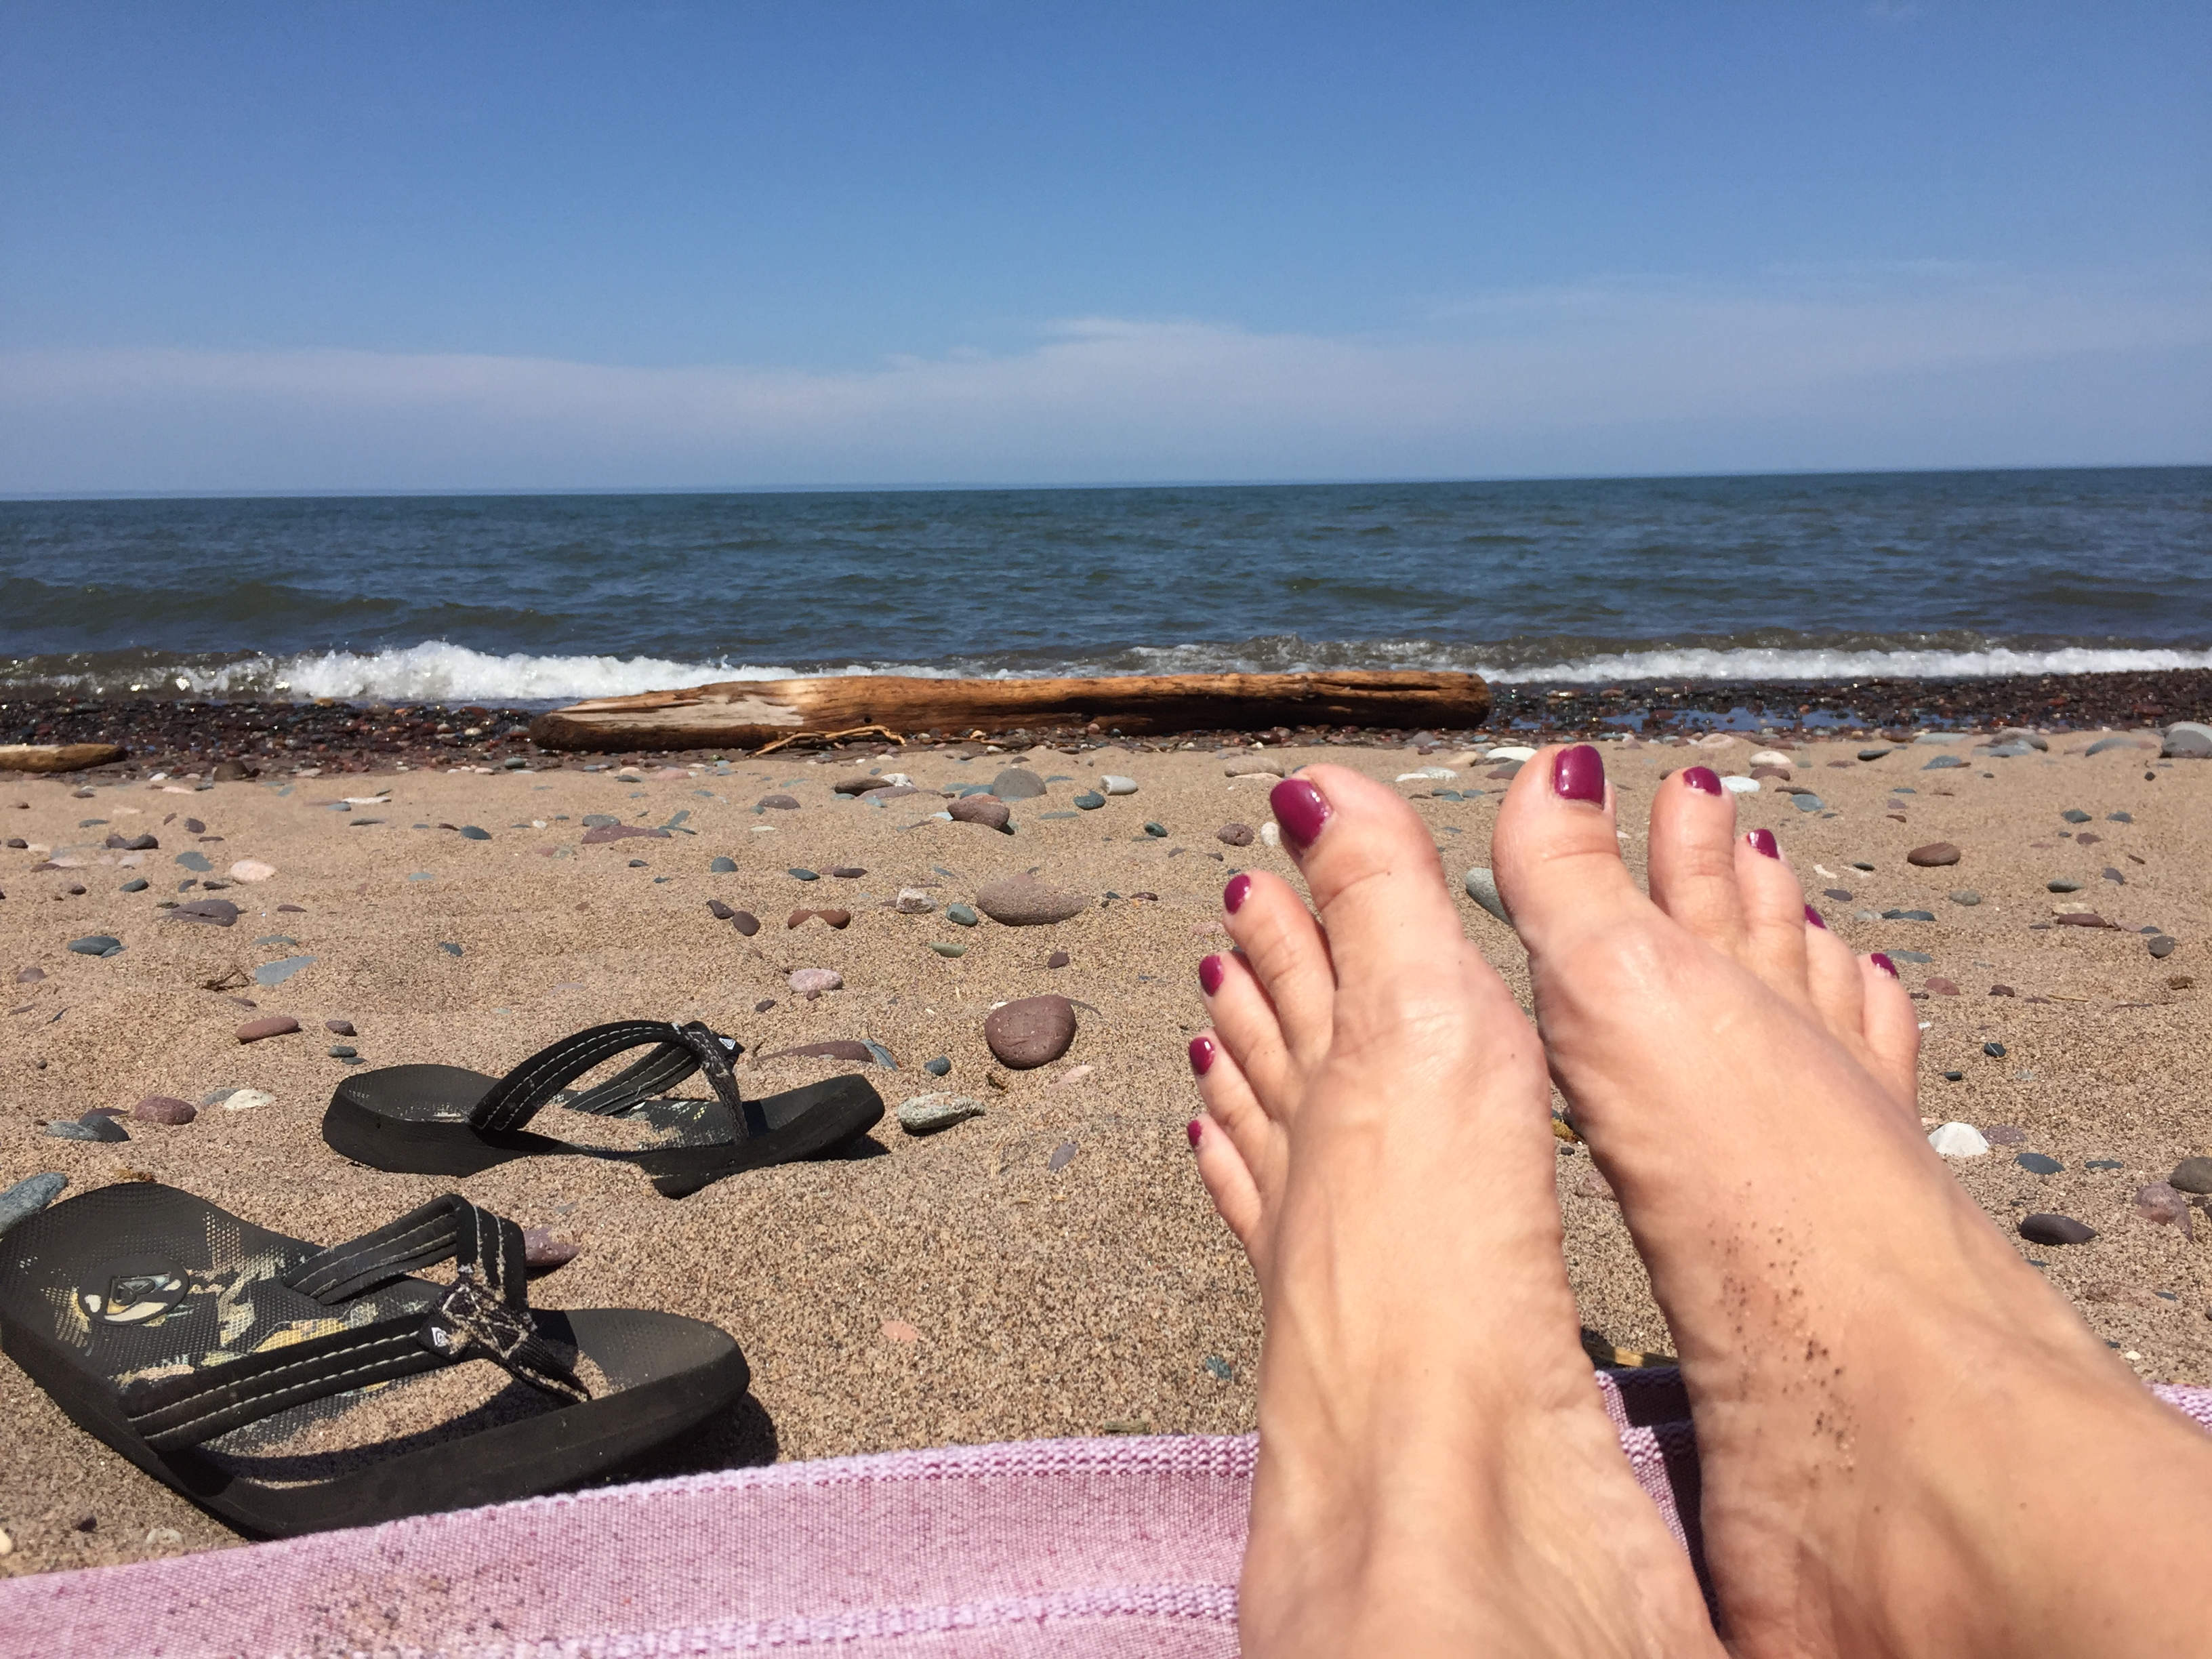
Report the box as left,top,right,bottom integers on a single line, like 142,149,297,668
1748,750,1792,767
1927,1122,1990,1158
227,859,277,882
1721,775,1761,794
1396,766,1457,782
1488,745,1537,762
1101,775,1138,795
1259,823,1280,848
223,1088,275,1113
788,968,842,994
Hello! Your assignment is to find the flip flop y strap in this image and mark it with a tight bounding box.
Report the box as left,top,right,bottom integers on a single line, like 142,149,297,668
467,1019,745,1133
119,1197,587,1454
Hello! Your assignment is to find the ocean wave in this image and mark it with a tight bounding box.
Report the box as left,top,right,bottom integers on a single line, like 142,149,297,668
1480,644,2212,684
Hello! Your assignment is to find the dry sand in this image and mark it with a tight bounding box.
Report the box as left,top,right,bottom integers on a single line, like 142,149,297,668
1,732,2205,1574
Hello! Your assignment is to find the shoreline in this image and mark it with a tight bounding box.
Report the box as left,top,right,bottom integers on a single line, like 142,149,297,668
5,668,2209,779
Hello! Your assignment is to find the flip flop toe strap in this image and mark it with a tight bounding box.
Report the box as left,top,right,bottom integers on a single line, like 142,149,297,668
466,1019,747,1133
120,1196,587,1454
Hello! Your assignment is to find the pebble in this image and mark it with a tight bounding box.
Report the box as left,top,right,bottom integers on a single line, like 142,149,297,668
1792,793,1825,812
1882,909,1936,922
2161,720,2212,760
2060,809,2091,824
1073,792,1105,810
581,824,668,845
2148,936,2175,958
1463,867,1509,924
928,941,967,957
1890,949,1933,963
235,1015,301,1042
167,897,240,926
582,813,619,827
183,818,205,834
1225,758,1284,777
47,1116,129,1143
1857,747,1893,761
2132,1183,2192,1234
1983,1041,2007,1057
754,998,777,1012
1989,984,2015,996
833,775,895,796
830,865,866,878
1260,823,1280,847
66,935,123,956
254,955,315,987
1489,745,1537,762
1046,949,1071,969
175,851,211,872
1048,1140,1078,1172
222,1088,275,1111
2083,735,2148,756
1216,822,1254,847
457,826,491,841
990,768,1047,800
328,1044,358,1059
2018,1213,2095,1246
1923,755,1967,770
945,903,979,926
983,994,1078,1069
440,940,465,955
14,967,43,983
1925,977,1960,996
2047,878,2081,893
787,968,842,994
1824,887,1853,901
710,857,738,873
1942,890,1983,907
895,888,937,914
731,910,762,936
522,1228,581,1271
789,867,819,881
762,1039,877,1064
119,878,148,893
2055,912,2112,928
228,859,276,882
0,1173,66,1236
707,900,735,920
1906,842,1961,867
898,1093,986,1134
134,1096,196,1124
975,876,1086,926
1928,1122,1990,1157
924,1055,952,1076
1101,776,1138,795
1720,775,1759,794
2016,1153,2063,1174
756,794,800,810
949,795,1012,831
1982,1124,2027,1145
2167,1157,2212,1194
1143,821,1168,838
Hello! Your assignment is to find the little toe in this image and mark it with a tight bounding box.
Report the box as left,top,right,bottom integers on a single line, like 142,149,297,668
1188,1107,1267,1256
1190,1029,1288,1220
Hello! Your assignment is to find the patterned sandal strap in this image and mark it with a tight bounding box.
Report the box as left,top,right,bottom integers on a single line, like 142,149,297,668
468,1019,745,1133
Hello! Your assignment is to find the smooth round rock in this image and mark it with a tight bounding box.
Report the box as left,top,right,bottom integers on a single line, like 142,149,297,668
709,856,738,873
829,865,866,878
1462,867,1510,924
983,994,1078,1069
1906,842,1961,867
2149,935,2176,958
1101,775,1138,795
523,1228,581,1270
2018,1213,2095,1246
1928,1122,1990,1157
928,941,967,957
228,859,276,882
731,910,761,937
833,775,895,796
1983,1041,2007,1058
945,903,979,927
2047,878,2081,893
47,1118,128,1143
976,876,1086,926
1948,890,1982,906
457,826,491,841
1142,821,1168,838
2133,1183,2190,1225
2015,1152,2063,1174
2167,1157,2212,1194
899,1093,986,1134
236,1015,301,1042
757,794,800,811
924,1055,953,1076
1046,949,1070,969
119,878,148,893
789,867,819,881
132,1097,197,1126
66,936,122,956
1073,792,1105,810
1216,822,1254,847
2161,720,2212,760
948,795,1011,831
990,769,1047,800
788,968,842,994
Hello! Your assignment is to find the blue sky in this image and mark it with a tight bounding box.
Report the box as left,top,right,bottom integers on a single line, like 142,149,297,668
1,1,2206,492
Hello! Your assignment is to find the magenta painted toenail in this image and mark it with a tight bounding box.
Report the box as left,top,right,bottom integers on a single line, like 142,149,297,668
1269,777,1330,852
1746,828,1780,859
1188,1035,1216,1076
1681,766,1723,796
1224,873,1253,914
1553,744,1604,804
1187,1118,1203,1149
1199,954,1226,996
1870,952,1899,978
1804,903,1828,930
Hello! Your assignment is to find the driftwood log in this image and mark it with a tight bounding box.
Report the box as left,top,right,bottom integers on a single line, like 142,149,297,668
529,671,1490,753
0,743,127,774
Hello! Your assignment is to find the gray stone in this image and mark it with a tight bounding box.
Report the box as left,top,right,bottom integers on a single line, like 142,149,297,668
2084,735,2152,756
829,866,866,878
1995,729,2049,751
756,794,800,811
1463,867,1510,924
438,940,464,956
1048,1139,1078,1172
2015,1153,2063,1174
990,768,1048,800
945,903,979,927
1216,822,1254,847
2168,1157,2212,1194
1922,755,1967,770
1977,741,2036,759
976,876,1086,926
2149,935,2177,958
133,1096,196,1125
898,1093,986,1134
834,775,895,796
47,1116,128,1143
328,1044,357,1059
1143,822,1168,838
1857,747,1893,761
458,825,491,840
119,878,148,893
66,935,123,957
1073,792,1105,810
2017,1213,2095,1246
789,867,819,881
983,994,1078,1069
167,898,239,926
1881,909,1936,922
582,813,619,827
948,795,1012,832
1983,1041,2007,1058
2162,720,2212,760
710,856,737,872
175,851,212,872
2060,808,2091,823
14,966,44,983
731,910,760,936
1101,775,1138,795
1791,793,1825,812
0,1173,66,1236
1948,890,1982,906
2047,878,2081,893
253,955,314,987
924,1055,953,1077
928,941,966,957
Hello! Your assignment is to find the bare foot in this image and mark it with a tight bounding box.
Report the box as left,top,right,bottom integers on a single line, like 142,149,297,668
1189,764,1722,1658
1494,745,2212,1659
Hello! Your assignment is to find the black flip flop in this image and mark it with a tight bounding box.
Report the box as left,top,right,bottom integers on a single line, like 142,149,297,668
0,1183,748,1538
323,1019,884,1197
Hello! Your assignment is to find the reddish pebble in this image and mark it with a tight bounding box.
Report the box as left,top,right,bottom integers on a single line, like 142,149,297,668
325,1019,356,1037
522,1227,582,1271
1924,977,1960,996
234,1015,301,1042
134,1096,197,1126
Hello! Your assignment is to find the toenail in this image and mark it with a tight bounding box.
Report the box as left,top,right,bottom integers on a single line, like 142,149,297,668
1224,872,1253,914
1269,777,1331,852
1745,828,1780,859
1552,743,1605,804
1681,765,1723,796
1803,903,1828,930
1188,1034,1217,1076
1870,951,1899,977
1199,954,1227,996
1187,1118,1203,1149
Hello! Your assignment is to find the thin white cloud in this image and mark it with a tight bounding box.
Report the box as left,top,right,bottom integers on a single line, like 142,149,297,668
1,266,2205,492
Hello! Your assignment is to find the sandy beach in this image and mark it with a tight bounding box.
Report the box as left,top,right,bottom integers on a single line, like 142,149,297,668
2,729,2206,1575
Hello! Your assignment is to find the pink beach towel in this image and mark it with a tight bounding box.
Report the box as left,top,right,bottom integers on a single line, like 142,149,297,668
4,1373,2206,1657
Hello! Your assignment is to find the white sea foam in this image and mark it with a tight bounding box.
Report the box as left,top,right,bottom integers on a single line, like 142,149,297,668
1481,644,2212,684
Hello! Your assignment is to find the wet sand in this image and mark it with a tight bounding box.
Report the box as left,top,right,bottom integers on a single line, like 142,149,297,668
1,731,2205,1574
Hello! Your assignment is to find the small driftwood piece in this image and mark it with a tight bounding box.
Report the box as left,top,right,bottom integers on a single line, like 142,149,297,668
529,671,1491,753
0,743,127,774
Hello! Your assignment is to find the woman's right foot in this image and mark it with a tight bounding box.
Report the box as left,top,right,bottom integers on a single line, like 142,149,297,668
1493,745,2212,1659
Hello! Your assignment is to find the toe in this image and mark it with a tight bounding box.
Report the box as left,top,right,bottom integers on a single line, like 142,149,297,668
1803,907,1869,1046
1858,954,1925,1118
1190,1028,1288,1216
1490,743,1652,962
1732,829,1812,1001
1189,1108,1267,1256
1645,763,1747,951
1219,869,1336,1072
